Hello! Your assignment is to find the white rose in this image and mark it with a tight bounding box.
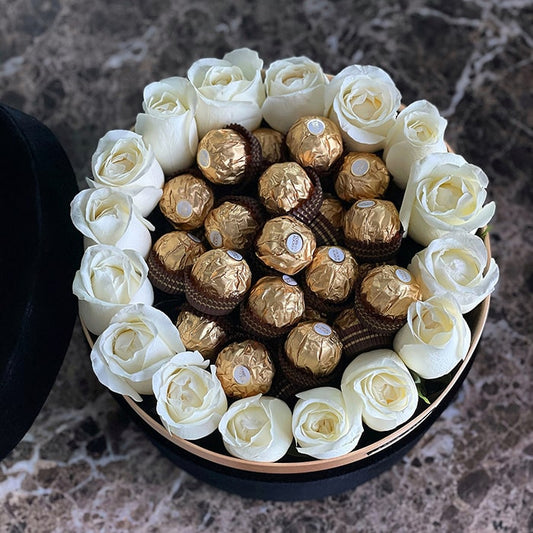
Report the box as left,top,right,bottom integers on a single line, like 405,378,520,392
218,394,292,462
152,351,227,440
135,76,199,176
408,232,499,313
292,387,363,460
383,100,448,188
187,48,265,137
72,244,154,335
341,349,418,432
393,295,471,379
324,64,401,152
70,187,154,258
87,130,164,216
90,303,185,402
261,56,328,133
399,152,496,246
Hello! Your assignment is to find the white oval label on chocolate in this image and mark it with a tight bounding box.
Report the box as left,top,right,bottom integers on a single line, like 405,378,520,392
198,148,210,168
313,322,332,336
395,268,412,283
351,158,370,176
357,200,375,209
282,274,298,286
187,233,201,243
233,365,251,385
286,233,303,254
209,230,223,248
307,118,325,136
328,247,345,263
226,250,243,261
176,200,193,218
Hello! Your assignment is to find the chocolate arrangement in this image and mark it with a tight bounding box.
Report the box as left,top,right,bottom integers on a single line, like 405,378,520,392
72,50,498,466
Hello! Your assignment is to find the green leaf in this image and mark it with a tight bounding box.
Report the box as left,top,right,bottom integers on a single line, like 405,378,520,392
410,369,431,405
480,225,492,239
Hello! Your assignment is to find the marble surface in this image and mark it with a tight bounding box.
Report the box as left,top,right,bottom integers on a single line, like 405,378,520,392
1,0,532,531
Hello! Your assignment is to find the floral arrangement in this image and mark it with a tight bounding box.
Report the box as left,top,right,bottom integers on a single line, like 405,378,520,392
71,48,499,463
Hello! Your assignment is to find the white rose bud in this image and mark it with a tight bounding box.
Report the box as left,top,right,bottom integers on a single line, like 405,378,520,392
70,187,154,258
72,244,154,335
341,349,418,432
152,351,227,440
90,303,185,402
135,77,199,176
394,295,471,379
324,64,401,152
218,394,293,462
87,130,164,217
292,387,363,460
408,232,499,313
262,56,329,133
383,100,448,189
187,48,265,137
399,152,496,245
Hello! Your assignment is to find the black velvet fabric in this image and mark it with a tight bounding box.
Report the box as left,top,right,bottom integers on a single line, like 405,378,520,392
0,104,82,460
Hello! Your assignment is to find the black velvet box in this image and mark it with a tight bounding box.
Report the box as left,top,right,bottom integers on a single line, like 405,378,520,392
0,104,82,461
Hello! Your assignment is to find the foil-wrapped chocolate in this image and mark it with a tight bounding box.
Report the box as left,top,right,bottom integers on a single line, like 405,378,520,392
319,194,345,229
284,321,342,377
197,126,261,185
176,309,229,360
159,173,214,230
334,307,358,331
359,265,422,320
204,199,261,251
285,116,343,173
343,199,401,243
247,275,305,329
305,246,357,303
151,231,205,272
335,153,390,202
258,162,313,215
333,307,395,358
190,249,252,300
216,340,275,398
255,215,316,275
253,127,284,165
147,231,206,294
302,306,327,322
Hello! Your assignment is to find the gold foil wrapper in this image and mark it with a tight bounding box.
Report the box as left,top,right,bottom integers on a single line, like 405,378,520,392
253,127,284,165
258,162,313,215
319,194,345,229
197,128,248,185
333,307,358,330
176,310,228,360
284,321,342,377
204,201,260,251
343,199,400,243
247,276,305,328
302,307,327,322
190,249,252,299
305,246,358,302
216,340,275,398
360,265,422,319
255,215,316,275
152,231,206,272
160,173,214,230
335,153,390,202
285,116,343,173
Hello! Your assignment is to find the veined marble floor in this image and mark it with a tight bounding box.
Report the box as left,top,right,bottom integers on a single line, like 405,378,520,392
1,0,532,531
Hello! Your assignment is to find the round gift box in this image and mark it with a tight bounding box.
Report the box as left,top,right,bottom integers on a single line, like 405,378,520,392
81,233,491,501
